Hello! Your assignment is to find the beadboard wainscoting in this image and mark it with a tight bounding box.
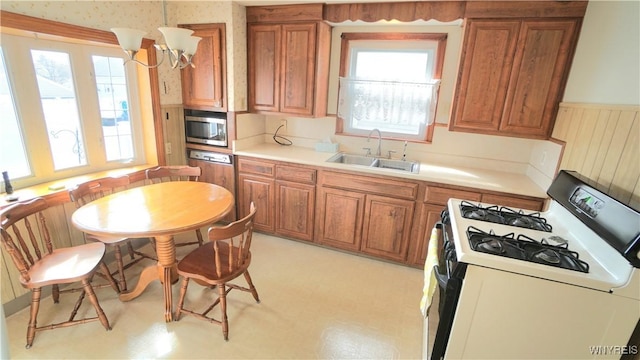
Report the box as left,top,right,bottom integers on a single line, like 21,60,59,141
552,103,639,210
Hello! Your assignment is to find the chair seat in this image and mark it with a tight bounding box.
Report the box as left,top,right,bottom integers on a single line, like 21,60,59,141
177,243,251,285
23,242,106,288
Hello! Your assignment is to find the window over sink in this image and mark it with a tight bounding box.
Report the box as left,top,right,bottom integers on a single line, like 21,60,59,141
337,33,447,143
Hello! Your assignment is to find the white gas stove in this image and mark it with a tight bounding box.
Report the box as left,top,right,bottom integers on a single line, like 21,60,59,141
448,198,637,294
424,170,640,359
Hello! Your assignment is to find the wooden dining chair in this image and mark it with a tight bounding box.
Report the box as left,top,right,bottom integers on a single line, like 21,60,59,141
145,165,201,184
145,165,205,248
0,198,119,348
175,202,260,341
69,175,155,291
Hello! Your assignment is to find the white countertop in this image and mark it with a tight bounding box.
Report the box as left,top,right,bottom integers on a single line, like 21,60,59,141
234,144,548,199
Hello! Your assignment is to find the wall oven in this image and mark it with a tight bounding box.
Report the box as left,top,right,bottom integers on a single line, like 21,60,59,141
423,170,640,359
185,109,227,147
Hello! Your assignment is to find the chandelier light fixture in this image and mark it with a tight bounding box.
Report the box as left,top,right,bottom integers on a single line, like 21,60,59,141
111,27,201,69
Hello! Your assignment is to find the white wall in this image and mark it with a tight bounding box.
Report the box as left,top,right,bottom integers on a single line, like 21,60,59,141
563,0,640,105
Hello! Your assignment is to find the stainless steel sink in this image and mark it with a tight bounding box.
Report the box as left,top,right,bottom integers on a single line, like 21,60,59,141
326,152,420,174
326,153,377,166
373,158,420,173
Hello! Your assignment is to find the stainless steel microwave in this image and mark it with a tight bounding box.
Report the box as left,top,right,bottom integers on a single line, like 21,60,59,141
185,110,227,147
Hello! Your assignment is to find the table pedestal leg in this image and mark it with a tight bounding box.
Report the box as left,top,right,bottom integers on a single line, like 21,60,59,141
118,266,158,302
118,235,177,322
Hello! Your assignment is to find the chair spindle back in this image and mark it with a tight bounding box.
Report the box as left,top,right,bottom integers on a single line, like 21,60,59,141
209,202,256,278
69,175,130,207
0,198,54,282
145,166,201,184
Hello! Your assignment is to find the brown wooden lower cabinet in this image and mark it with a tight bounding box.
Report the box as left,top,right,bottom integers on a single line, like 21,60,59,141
236,155,546,268
315,187,366,251
481,193,544,211
316,185,414,262
237,157,317,242
361,194,415,262
408,203,445,267
316,170,417,262
189,158,236,222
238,173,275,233
275,180,315,241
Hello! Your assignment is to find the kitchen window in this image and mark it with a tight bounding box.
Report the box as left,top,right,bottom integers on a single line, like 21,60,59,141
0,47,30,179
337,33,446,142
31,49,88,170
0,33,144,186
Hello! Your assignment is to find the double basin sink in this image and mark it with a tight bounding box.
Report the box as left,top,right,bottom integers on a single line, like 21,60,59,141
326,152,420,174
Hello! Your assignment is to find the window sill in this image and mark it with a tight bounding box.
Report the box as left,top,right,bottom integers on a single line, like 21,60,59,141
0,164,157,209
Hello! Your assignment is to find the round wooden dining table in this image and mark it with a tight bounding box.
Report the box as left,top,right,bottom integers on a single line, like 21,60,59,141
71,181,234,322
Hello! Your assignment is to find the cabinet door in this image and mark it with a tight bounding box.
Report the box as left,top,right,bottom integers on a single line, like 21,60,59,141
361,194,415,262
481,194,544,211
280,23,316,116
276,180,315,241
238,174,275,233
248,24,281,113
500,20,578,138
315,187,365,251
181,24,226,111
408,203,444,268
450,20,520,132
188,159,236,222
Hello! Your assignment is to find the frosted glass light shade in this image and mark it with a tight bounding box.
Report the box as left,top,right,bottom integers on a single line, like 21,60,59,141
158,27,194,50
184,36,202,56
111,28,147,51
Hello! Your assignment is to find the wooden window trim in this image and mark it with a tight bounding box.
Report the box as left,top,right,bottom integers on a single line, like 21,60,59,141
336,32,447,143
0,10,166,165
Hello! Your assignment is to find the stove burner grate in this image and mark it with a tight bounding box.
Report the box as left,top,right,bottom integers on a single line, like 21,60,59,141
466,227,589,273
460,201,553,232
478,237,506,254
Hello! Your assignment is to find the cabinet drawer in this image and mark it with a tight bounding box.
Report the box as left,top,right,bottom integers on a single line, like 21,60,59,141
481,194,544,211
276,165,316,184
237,158,275,177
424,186,481,205
319,171,418,200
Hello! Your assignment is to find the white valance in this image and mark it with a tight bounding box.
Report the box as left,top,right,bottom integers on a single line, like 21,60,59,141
338,77,440,133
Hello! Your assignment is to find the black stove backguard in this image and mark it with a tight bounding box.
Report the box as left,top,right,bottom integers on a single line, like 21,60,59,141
547,170,640,268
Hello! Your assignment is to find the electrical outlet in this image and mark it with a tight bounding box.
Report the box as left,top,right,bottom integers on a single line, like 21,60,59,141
280,119,287,134
165,142,172,155
540,151,547,166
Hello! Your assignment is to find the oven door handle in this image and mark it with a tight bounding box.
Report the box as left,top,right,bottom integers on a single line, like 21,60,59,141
433,265,449,289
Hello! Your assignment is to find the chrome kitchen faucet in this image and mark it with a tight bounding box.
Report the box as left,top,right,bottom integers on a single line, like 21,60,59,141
367,128,382,157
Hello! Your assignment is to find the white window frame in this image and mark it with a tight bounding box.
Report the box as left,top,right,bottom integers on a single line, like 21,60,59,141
337,33,447,143
0,32,145,186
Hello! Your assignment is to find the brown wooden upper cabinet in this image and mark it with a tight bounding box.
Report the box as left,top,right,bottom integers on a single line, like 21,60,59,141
450,18,581,139
179,23,227,111
247,4,331,117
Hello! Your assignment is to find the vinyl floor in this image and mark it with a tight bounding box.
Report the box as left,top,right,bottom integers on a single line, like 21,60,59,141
4,232,426,359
